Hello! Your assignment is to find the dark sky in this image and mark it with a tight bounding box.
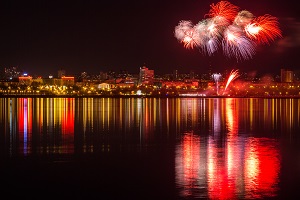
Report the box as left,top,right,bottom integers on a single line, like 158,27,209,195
0,0,299,77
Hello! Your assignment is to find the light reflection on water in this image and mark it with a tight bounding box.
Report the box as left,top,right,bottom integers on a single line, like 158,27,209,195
175,98,283,199
175,133,280,199
0,97,299,199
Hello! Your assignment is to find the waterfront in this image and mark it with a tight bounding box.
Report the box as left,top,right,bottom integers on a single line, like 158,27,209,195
1,97,300,199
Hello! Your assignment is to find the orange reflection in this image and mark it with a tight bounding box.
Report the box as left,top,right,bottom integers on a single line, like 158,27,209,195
15,98,75,155
225,98,238,134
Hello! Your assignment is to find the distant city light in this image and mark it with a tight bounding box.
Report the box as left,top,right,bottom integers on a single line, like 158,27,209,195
137,90,142,95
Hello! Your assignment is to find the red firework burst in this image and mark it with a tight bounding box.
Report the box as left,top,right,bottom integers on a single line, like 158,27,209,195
206,1,240,22
182,30,199,49
245,14,282,45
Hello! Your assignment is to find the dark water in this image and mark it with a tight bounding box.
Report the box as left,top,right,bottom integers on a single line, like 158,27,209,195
0,97,300,199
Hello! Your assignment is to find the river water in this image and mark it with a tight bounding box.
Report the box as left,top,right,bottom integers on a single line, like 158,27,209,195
0,97,299,199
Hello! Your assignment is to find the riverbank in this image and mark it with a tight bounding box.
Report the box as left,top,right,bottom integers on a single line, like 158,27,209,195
1,94,300,99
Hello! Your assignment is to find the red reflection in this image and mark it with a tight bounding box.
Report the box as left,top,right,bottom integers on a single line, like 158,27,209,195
18,98,32,155
61,98,74,153
207,98,240,200
244,137,280,198
207,138,236,200
18,98,25,135
62,98,74,134
175,132,201,197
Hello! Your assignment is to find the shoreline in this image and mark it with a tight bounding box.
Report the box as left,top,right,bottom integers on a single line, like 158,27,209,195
1,94,300,99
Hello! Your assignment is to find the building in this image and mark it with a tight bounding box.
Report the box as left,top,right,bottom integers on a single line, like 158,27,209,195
19,75,33,85
98,82,112,90
281,68,294,83
173,70,178,80
61,76,75,86
42,76,75,86
190,70,195,79
139,66,154,85
58,69,66,78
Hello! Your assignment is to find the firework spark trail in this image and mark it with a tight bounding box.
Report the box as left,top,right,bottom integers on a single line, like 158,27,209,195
223,69,240,94
174,1,282,61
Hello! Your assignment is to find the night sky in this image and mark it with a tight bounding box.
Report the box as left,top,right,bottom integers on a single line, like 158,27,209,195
0,0,299,77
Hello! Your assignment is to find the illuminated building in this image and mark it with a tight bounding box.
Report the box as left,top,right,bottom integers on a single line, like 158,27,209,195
61,76,75,86
173,69,178,80
190,70,195,79
115,78,136,88
162,80,198,88
19,75,33,85
98,82,112,90
32,77,43,84
281,68,294,83
139,65,154,85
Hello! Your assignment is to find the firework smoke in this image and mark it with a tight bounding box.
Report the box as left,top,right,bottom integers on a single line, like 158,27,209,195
174,1,282,61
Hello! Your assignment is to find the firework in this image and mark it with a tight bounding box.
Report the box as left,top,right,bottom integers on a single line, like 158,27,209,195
174,20,200,49
174,20,193,40
193,19,219,55
174,1,282,62
234,10,254,27
182,29,200,49
223,69,239,94
245,14,282,44
206,1,239,22
222,25,256,61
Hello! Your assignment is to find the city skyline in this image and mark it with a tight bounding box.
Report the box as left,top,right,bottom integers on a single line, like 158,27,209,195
0,0,299,77
2,64,296,81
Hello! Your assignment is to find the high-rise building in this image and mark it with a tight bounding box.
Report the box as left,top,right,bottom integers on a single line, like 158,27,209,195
58,69,66,78
281,68,294,83
173,69,178,80
190,70,195,79
139,65,154,84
